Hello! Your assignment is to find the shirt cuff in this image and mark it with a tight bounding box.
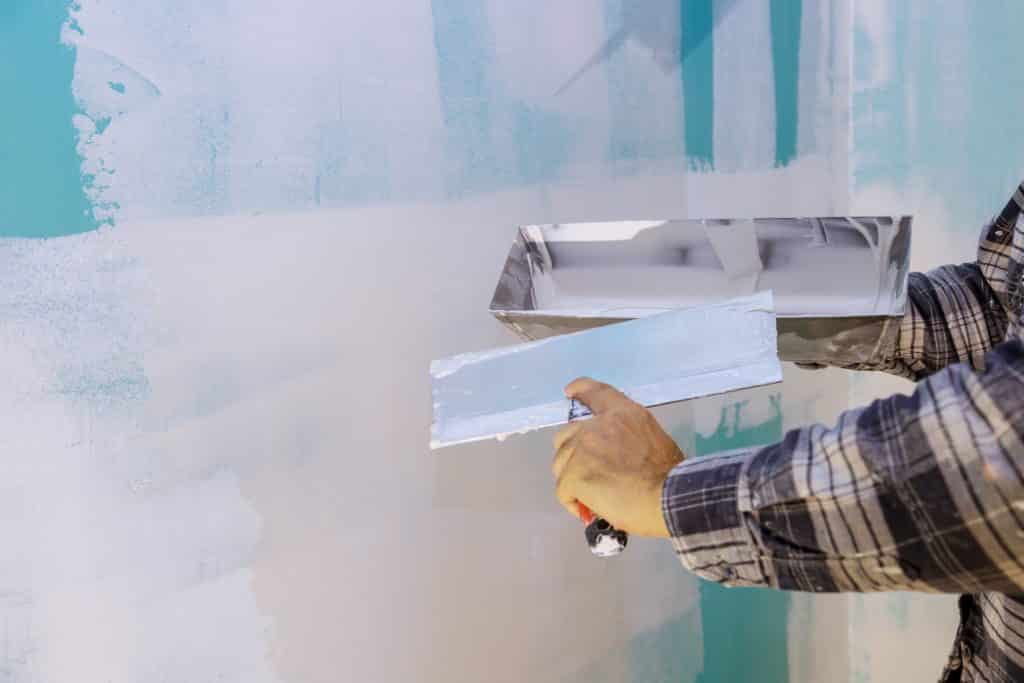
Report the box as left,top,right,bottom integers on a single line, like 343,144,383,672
662,448,772,587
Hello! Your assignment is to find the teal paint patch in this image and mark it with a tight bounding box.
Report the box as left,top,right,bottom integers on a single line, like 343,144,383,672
108,80,125,93
853,3,1024,226
851,2,910,190
953,4,1024,222
769,0,801,167
695,395,789,683
0,0,99,238
430,0,499,197
601,1,685,166
680,0,714,169
696,394,782,454
628,605,704,682
695,583,791,683
571,602,704,683
318,119,392,204
510,103,572,185
430,2,572,197
59,359,150,407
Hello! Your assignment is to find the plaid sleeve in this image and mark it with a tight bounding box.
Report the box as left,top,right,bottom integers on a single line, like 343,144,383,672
808,185,1024,381
665,337,1024,593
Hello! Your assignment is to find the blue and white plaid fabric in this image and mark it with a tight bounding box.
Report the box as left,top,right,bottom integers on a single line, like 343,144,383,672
663,183,1024,682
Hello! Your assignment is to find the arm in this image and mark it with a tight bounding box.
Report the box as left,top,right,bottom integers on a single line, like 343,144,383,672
798,187,1021,380
665,338,1024,594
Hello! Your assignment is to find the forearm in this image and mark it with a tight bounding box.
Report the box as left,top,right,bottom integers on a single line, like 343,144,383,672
785,188,1023,379
787,263,1008,380
665,339,1024,594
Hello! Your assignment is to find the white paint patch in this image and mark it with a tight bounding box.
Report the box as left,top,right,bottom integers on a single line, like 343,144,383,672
0,229,279,682
52,0,856,678
4,199,731,682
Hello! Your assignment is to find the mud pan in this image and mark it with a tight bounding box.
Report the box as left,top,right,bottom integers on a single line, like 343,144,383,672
489,216,912,366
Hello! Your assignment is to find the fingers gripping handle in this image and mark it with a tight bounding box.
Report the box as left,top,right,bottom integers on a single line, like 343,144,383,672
569,399,628,558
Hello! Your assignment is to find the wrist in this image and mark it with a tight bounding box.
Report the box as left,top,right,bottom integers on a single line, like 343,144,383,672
644,474,672,538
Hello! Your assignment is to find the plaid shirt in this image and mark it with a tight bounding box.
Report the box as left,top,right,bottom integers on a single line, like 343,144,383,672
663,183,1024,683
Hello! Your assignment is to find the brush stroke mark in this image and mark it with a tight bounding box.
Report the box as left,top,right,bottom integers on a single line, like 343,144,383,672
71,45,162,223
852,2,910,191
430,0,499,197
770,0,801,167
430,1,572,196
627,606,704,683
0,0,98,237
856,2,1024,224
571,1,738,169
73,46,162,120
695,395,790,683
600,1,685,165
554,26,628,98
680,0,714,169
510,102,573,188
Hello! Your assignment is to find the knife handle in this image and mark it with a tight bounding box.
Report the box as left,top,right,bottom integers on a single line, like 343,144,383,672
578,502,628,557
568,398,628,557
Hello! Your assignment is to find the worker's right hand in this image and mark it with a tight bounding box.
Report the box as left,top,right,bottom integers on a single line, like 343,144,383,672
551,378,685,538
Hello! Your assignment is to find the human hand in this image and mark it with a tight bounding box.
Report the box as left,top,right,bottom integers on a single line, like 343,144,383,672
552,378,685,538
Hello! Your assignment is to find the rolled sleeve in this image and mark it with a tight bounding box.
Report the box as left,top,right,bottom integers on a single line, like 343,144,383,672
662,448,771,587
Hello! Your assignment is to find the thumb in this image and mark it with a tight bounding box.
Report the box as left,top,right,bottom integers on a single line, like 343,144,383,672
565,377,630,415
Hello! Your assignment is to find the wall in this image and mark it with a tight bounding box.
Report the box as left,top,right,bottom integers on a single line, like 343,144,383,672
2,0,997,681
848,1,1024,680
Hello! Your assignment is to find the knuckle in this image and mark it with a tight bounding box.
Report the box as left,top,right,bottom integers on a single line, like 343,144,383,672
606,412,627,430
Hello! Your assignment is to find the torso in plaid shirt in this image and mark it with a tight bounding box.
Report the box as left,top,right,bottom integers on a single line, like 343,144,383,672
662,183,1024,682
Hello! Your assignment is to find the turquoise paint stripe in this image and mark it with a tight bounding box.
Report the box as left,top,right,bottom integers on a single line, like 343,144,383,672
769,0,801,167
696,584,791,682
694,396,790,683
0,1,98,238
680,0,714,169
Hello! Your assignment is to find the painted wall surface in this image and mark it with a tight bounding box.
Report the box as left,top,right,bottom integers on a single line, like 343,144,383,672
848,1,1024,681
6,0,976,681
